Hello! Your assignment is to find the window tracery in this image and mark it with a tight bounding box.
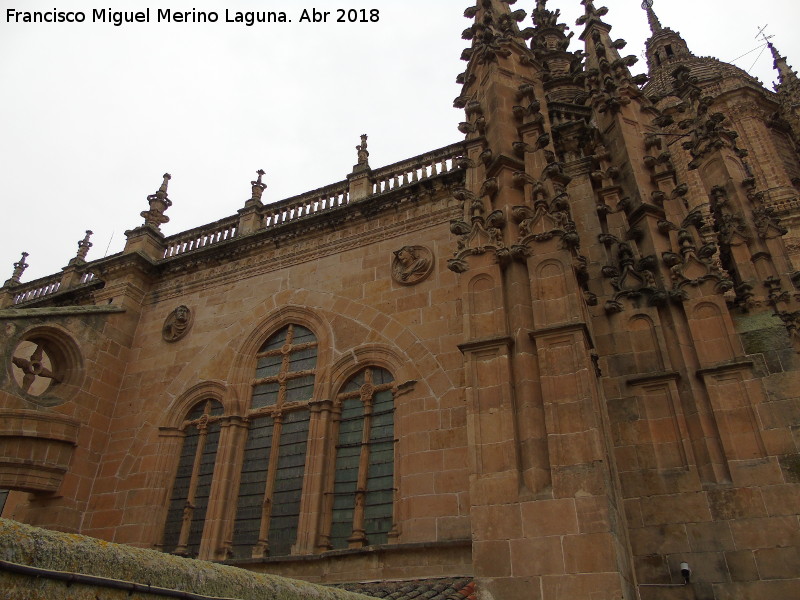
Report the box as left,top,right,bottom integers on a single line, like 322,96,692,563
162,398,225,557
232,324,317,559
327,366,396,549
161,323,400,560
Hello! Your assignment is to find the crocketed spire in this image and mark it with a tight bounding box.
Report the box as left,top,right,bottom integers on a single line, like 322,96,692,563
641,0,662,34
769,41,800,90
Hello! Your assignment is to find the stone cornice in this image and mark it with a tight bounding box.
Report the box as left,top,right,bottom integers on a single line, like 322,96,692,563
0,305,125,319
626,370,680,387
529,322,594,348
458,336,514,354
696,359,755,378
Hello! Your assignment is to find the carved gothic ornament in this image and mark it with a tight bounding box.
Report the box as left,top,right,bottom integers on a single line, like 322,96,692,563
601,240,667,314
673,85,749,171
752,205,789,240
660,226,733,299
448,210,508,273
511,191,579,254
163,305,193,343
461,2,527,65
581,29,646,115
709,186,752,246
777,311,800,353
448,180,510,272
765,276,800,353
392,246,434,286
7,327,82,407
743,180,791,241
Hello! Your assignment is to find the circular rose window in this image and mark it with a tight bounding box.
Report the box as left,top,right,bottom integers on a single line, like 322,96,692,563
8,328,82,406
11,341,61,396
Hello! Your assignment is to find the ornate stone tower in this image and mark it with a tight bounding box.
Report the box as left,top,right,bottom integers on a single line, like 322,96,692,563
448,0,800,598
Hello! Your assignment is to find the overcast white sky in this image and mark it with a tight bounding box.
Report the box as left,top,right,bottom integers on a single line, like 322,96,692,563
1,0,797,283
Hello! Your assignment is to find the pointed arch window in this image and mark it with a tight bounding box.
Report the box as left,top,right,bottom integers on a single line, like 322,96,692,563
329,366,395,549
232,324,317,559
162,399,224,557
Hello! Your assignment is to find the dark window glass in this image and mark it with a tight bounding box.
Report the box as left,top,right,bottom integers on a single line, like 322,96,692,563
330,367,395,549
233,324,317,558
163,399,223,557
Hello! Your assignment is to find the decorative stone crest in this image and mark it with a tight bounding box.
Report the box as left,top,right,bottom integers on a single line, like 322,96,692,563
250,169,267,203
4,252,29,287
392,246,434,286
356,134,369,166
74,231,93,263
162,305,193,343
11,341,60,396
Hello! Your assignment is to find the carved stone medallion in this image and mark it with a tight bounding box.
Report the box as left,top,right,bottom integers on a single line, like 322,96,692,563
391,245,434,286
11,340,60,397
162,305,193,343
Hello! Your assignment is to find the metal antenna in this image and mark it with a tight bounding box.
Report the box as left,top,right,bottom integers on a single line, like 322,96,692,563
744,24,773,74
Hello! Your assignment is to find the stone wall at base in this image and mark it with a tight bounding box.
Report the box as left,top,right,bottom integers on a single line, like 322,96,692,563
0,518,373,600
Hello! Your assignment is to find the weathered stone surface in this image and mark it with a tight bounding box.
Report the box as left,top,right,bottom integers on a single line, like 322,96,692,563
0,518,373,600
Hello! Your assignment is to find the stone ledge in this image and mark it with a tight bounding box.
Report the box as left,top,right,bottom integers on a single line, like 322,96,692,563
0,410,80,493
0,519,374,600
0,305,125,319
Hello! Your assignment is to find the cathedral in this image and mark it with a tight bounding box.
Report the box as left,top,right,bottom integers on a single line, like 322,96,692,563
1,1,799,599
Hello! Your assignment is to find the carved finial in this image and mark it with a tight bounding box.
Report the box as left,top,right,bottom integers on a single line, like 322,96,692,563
158,173,170,194
141,173,173,229
577,0,609,25
6,252,29,286
75,230,93,261
251,169,267,201
356,134,369,165
641,0,662,33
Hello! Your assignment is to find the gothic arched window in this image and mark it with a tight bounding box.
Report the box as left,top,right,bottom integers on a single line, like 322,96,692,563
162,399,224,557
329,366,395,549
231,324,317,558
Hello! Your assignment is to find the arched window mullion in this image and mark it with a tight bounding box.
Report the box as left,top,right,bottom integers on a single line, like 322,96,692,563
254,413,283,558
162,399,223,558
232,324,317,559
174,418,208,555
328,367,395,550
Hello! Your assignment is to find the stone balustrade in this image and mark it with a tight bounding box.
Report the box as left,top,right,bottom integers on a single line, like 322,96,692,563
2,142,465,304
11,276,62,306
262,181,350,229
163,216,239,258
370,143,464,195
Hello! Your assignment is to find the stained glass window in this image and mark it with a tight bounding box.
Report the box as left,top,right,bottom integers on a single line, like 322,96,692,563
330,367,395,549
231,324,317,558
163,399,224,557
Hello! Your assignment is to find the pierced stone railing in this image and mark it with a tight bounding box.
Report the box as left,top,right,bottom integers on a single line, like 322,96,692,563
10,267,99,305
370,143,464,195
163,216,239,258
12,275,62,305
262,181,350,228
6,142,466,299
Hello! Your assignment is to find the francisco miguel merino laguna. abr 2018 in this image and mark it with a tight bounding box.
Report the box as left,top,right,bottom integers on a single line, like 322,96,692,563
5,8,291,26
